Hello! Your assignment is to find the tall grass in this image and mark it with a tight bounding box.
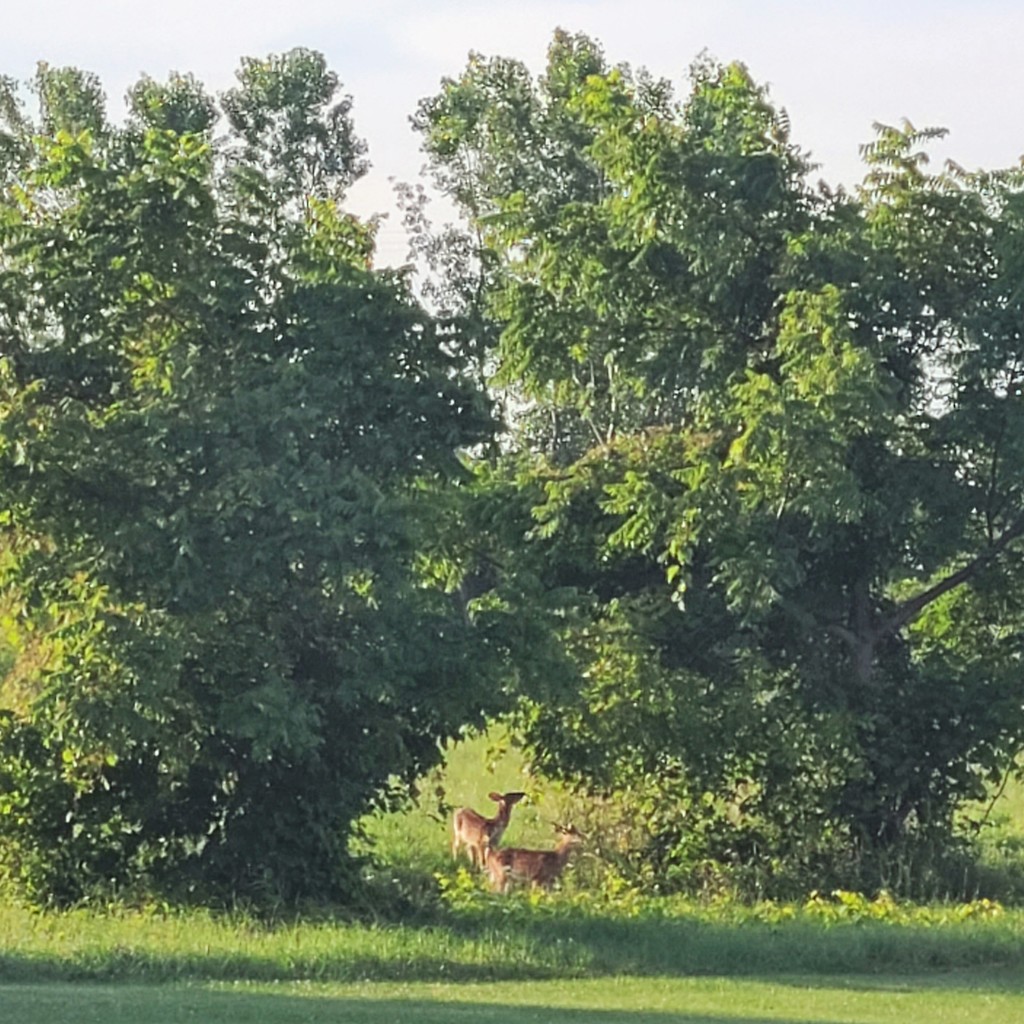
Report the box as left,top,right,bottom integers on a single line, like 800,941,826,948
0,903,575,984
3,890,1024,987
957,762,1024,902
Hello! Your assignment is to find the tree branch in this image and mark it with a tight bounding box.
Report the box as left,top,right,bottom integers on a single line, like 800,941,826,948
881,512,1024,637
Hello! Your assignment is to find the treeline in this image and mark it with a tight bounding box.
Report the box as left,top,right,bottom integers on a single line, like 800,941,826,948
1,34,1023,906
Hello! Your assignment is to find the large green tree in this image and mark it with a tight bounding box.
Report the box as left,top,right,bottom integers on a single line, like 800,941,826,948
418,32,1024,895
0,51,516,904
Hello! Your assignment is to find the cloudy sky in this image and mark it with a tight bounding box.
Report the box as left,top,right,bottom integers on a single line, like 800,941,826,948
3,1,1021,265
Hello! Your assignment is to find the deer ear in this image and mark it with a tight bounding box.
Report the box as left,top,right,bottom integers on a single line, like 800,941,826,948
488,791,503,802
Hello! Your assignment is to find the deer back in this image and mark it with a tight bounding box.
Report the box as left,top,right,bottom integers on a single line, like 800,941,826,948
485,825,584,891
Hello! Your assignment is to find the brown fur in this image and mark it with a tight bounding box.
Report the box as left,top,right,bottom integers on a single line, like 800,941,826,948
483,824,585,892
450,791,526,868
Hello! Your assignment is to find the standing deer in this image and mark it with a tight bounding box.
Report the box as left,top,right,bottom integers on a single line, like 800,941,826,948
483,823,586,893
451,791,526,868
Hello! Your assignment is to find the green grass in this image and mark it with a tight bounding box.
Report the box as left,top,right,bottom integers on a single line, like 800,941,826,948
958,764,1024,902
2,894,1024,1024
3,896,1023,984
4,735,1024,1021
355,725,572,878
2,896,1024,1023
3,973,1024,1024
358,735,1024,929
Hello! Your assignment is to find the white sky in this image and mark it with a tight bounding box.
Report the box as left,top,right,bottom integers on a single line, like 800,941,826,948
3,1,1022,266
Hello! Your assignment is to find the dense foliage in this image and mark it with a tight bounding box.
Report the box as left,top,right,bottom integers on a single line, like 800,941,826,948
0,51,530,905
2,32,1024,906
416,31,1024,896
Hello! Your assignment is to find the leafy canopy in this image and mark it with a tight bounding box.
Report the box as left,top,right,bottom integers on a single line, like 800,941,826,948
417,31,1024,896
0,51,512,904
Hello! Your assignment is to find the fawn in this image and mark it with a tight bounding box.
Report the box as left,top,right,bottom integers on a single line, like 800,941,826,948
451,791,526,868
483,823,586,892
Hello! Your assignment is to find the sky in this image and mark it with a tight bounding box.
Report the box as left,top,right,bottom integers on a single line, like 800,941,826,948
3,1,1023,267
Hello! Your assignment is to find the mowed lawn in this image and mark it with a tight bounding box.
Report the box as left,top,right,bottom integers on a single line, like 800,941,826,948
3,972,1024,1024
3,897,1024,1024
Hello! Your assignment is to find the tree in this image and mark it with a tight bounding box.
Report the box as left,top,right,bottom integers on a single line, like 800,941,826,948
418,32,1024,895
0,52,512,904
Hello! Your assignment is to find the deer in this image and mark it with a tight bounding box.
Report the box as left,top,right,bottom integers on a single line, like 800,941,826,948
451,791,526,869
483,823,586,893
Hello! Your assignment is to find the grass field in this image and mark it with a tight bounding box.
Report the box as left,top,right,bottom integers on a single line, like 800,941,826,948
4,972,1024,1024
3,730,1024,1022
3,895,1024,1024
3,890,1024,1022
6,876,1024,1019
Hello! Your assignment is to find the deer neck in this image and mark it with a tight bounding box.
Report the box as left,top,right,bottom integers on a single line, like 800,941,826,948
487,804,512,832
554,838,578,864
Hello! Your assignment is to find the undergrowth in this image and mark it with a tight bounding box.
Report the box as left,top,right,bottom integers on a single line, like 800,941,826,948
357,728,1024,907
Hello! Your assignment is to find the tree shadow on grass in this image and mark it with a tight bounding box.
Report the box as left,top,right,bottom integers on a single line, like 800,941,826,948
2,910,1023,995
0,949,561,986
771,965,1024,995
0,983,856,1024
445,910,1024,991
